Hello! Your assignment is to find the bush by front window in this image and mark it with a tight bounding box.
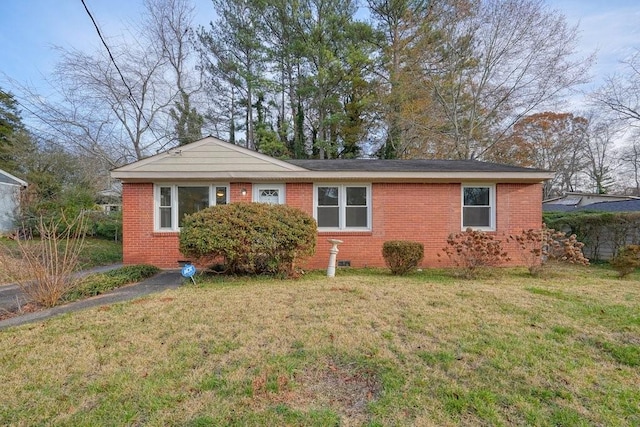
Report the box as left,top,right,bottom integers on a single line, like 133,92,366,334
315,184,370,230
462,185,495,230
156,184,228,231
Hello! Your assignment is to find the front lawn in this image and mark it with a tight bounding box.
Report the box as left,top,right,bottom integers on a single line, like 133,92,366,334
0,237,122,273
0,265,638,426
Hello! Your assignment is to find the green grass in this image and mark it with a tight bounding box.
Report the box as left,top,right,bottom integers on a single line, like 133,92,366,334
0,237,122,270
0,265,638,426
78,238,122,268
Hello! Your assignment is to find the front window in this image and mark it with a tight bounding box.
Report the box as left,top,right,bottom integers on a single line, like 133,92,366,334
156,184,228,231
315,184,370,230
462,185,495,230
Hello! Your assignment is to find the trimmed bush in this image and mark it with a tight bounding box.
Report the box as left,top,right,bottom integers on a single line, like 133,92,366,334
440,228,510,279
382,241,424,275
610,245,640,278
179,202,316,276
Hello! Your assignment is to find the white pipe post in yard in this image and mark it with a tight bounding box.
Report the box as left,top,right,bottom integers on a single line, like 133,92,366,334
326,239,343,277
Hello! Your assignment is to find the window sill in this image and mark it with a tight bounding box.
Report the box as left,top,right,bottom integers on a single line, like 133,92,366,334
318,230,372,236
462,227,496,233
152,230,180,236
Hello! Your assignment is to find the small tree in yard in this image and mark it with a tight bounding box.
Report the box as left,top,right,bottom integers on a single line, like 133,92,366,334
509,226,589,276
440,228,510,279
0,212,87,307
179,203,316,277
610,245,640,278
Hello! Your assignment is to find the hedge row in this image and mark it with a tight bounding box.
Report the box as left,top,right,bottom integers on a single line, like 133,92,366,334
544,211,640,261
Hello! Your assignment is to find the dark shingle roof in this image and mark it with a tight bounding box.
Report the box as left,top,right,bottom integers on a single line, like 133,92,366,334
286,159,548,173
543,204,577,213
545,199,640,213
576,200,640,213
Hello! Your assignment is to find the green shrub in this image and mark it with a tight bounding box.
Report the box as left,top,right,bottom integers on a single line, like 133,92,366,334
440,228,510,279
610,245,640,278
382,241,424,275
179,202,316,277
544,211,640,261
88,211,122,241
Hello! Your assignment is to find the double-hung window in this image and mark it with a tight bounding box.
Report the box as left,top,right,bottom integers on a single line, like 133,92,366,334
462,184,495,230
315,184,370,231
155,184,229,231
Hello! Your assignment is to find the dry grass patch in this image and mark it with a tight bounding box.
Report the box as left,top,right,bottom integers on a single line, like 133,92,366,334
0,265,638,426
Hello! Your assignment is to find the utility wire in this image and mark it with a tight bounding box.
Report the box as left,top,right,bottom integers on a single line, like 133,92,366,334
80,0,154,134
80,0,133,99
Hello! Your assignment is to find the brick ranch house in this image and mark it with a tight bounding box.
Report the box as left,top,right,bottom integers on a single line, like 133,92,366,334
111,136,553,270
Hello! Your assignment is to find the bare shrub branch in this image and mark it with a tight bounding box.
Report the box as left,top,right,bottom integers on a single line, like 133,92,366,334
0,213,88,307
440,228,510,279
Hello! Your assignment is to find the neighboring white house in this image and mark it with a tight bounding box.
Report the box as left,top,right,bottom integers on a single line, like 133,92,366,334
0,168,27,234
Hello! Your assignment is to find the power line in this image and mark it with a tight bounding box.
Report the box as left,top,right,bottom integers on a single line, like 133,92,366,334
80,0,154,133
80,0,133,99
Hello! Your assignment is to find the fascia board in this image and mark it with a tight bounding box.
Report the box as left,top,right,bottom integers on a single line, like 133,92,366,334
112,170,555,183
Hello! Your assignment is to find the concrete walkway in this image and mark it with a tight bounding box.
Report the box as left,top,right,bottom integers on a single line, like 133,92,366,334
0,268,183,330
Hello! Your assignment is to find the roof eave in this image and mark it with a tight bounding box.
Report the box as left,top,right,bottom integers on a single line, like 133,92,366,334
112,170,554,183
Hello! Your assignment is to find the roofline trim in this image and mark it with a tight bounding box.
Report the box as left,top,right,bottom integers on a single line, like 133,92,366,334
0,169,27,187
112,170,554,182
111,137,309,173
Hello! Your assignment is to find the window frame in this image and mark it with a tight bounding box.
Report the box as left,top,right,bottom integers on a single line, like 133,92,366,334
252,183,286,204
313,183,371,231
154,183,229,232
461,184,496,231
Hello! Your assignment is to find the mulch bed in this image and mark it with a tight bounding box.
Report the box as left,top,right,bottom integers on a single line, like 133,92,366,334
0,302,44,321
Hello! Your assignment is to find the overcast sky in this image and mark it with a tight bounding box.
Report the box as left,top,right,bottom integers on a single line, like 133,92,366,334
1,0,639,109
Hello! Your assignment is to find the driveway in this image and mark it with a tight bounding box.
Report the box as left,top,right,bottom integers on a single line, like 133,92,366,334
0,267,183,330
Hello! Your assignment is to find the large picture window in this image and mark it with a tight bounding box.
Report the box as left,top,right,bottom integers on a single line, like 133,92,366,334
155,184,228,231
462,185,495,230
315,184,370,230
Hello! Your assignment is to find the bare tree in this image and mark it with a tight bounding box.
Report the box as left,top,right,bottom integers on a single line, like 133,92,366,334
583,115,619,194
8,0,204,165
144,0,203,145
593,50,640,127
54,45,173,161
618,130,640,195
427,0,593,160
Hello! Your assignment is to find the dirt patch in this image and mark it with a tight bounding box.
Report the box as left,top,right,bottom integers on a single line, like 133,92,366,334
292,358,382,423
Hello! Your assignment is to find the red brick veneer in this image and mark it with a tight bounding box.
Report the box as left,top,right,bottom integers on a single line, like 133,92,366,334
121,181,543,269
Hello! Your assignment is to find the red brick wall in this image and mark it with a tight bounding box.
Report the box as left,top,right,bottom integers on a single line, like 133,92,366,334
121,181,543,269
122,183,182,268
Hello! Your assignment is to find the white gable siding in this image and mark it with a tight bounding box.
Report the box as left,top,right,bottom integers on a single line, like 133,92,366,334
0,183,20,233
